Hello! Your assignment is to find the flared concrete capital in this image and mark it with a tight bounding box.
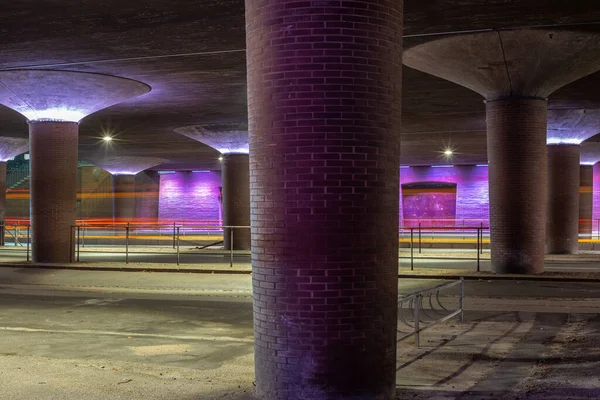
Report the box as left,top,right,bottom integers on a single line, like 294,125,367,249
404,29,600,100
0,136,28,161
547,109,600,145
581,142,600,166
174,123,249,154
90,156,167,176
0,70,150,123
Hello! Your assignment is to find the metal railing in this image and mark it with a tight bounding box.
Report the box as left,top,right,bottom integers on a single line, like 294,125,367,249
397,278,464,348
70,223,250,267
400,226,489,271
0,222,30,261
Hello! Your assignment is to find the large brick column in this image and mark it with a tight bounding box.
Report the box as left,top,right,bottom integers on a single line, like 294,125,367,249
222,153,250,250
30,122,78,263
246,1,403,399
546,145,580,254
486,99,547,274
113,174,137,223
0,162,6,246
580,165,594,238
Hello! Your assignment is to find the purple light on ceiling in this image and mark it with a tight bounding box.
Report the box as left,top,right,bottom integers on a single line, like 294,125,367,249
174,123,249,154
90,156,167,176
0,137,28,162
581,142,600,166
547,109,600,145
0,70,150,123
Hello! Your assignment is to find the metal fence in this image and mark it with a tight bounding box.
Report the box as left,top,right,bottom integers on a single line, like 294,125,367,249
397,278,464,348
400,225,489,271
70,223,251,267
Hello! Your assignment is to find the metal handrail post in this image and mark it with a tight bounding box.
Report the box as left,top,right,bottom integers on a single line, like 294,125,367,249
14,225,18,246
125,224,130,264
418,223,422,254
458,278,464,323
173,222,176,249
69,226,74,263
82,223,85,248
410,228,414,271
480,222,484,254
26,225,30,262
77,225,81,262
476,228,480,272
414,294,420,348
176,226,180,266
230,228,234,268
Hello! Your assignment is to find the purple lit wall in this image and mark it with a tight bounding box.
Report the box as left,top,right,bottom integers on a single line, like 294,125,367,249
400,166,489,224
158,171,222,223
402,185,457,219
593,163,600,223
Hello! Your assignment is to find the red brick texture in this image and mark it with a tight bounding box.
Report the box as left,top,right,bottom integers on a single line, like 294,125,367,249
246,1,403,398
547,145,580,254
579,165,593,237
30,121,78,263
113,174,136,223
0,162,6,245
486,98,547,274
222,154,250,250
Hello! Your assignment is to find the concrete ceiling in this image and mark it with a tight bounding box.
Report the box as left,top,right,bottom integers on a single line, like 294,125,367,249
0,0,599,169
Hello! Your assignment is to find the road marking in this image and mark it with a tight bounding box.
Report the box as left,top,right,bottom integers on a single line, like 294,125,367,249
0,326,254,343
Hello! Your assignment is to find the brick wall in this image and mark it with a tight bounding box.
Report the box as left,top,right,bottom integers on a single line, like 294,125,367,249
158,171,222,224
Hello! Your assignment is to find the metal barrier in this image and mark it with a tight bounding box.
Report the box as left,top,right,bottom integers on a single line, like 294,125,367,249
0,222,31,261
71,223,250,266
400,226,489,271
397,278,464,348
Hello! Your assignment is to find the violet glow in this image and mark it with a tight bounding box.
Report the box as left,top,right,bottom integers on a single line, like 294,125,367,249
22,107,86,123
110,171,138,176
0,70,150,124
546,138,583,145
400,165,490,223
158,171,222,223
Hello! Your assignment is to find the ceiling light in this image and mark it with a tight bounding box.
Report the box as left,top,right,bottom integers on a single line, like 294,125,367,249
102,136,113,142
444,149,453,156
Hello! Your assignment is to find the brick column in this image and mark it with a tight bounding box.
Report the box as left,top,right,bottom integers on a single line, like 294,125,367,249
222,153,250,250
113,174,136,223
579,165,593,238
246,1,403,399
0,162,6,246
30,121,78,263
486,98,547,274
547,145,580,254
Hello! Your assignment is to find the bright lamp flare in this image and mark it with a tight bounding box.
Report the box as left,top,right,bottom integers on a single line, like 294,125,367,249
102,136,113,142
